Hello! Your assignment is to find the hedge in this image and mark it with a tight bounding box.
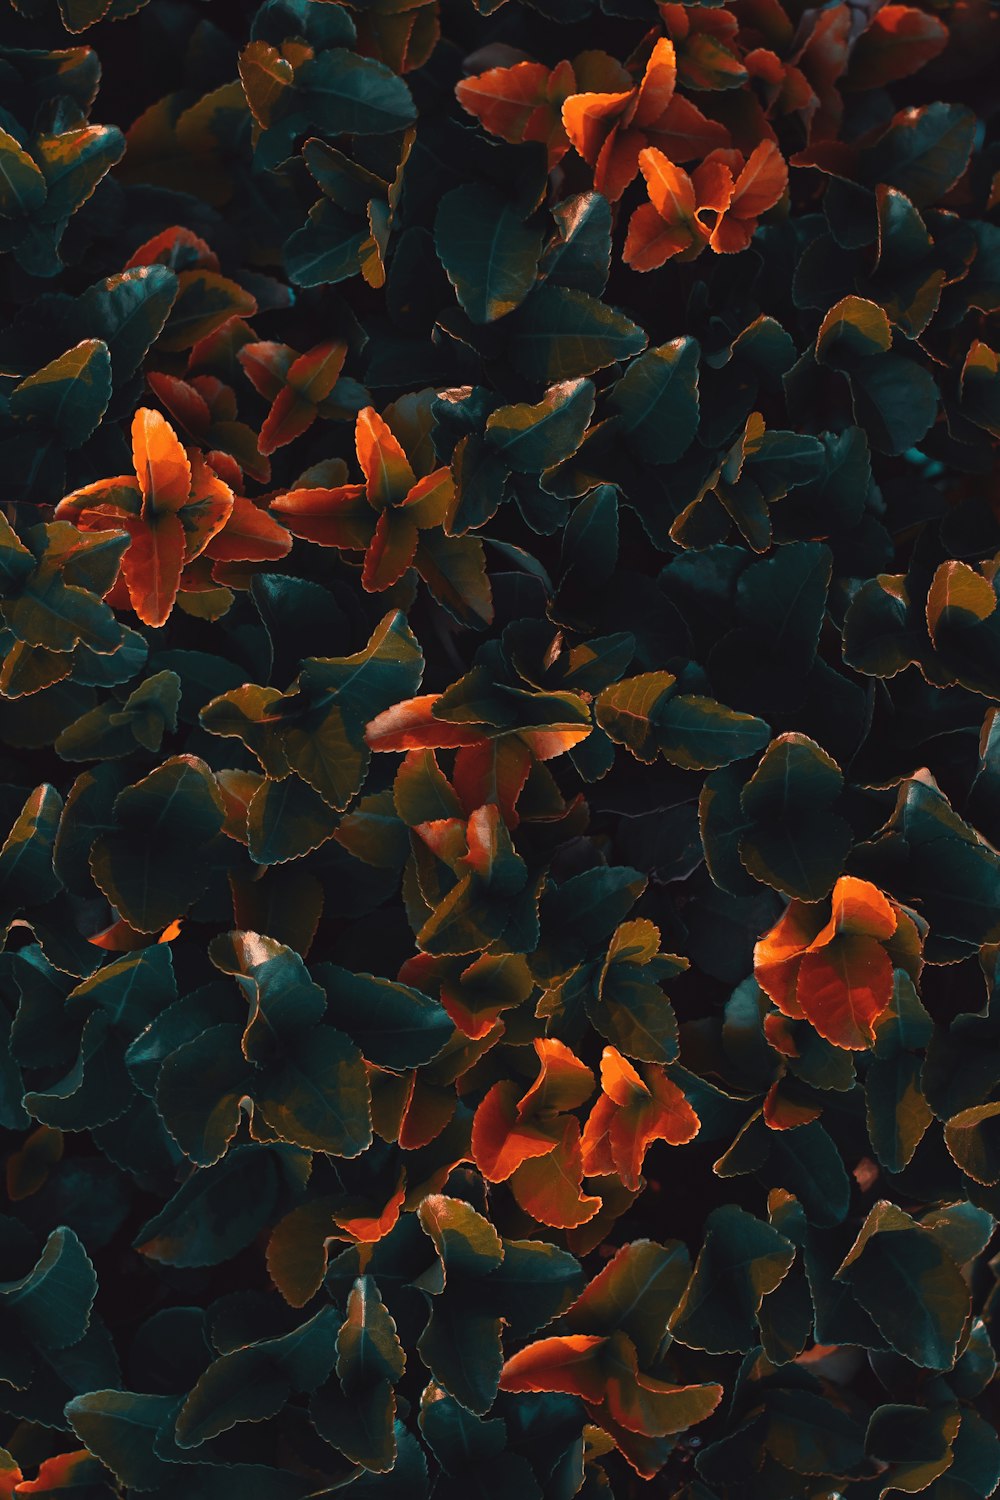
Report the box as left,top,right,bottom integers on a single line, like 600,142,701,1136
0,0,998,1496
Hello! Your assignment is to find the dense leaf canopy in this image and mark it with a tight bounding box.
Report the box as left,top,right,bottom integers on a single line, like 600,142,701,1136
0,0,998,1496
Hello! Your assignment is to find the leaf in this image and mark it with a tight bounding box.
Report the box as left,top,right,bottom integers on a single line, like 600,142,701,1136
65,1390,177,1490
298,49,417,136
865,102,976,208
740,734,851,900
608,338,700,463
835,1201,970,1369
10,340,111,449
336,1277,405,1390
90,757,225,932
316,964,453,1068
816,296,891,368
485,380,595,472
0,127,47,217
158,271,257,353
944,1101,1000,1186
669,1205,795,1353
435,184,542,324
175,1305,339,1448
1,1226,96,1350
654,695,770,772
507,284,647,382
849,353,939,456
849,6,948,87
135,1144,309,1267
563,1239,691,1366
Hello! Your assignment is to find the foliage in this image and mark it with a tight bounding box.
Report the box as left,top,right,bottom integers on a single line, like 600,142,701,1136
0,0,997,1496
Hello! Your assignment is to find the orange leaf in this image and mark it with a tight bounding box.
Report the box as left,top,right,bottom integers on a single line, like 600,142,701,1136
288,340,347,403
796,937,895,1050
624,200,698,271
270,484,371,549
365,695,489,752
259,385,316,455
593,124,646,201
511,1118,603,1228
582,1047,699,1190
456,60,558,145
646,93,731,161
753,901,828,1015
16,1454,96,1494
454,738,533,829
180,453,234,561
121,511,186,627
363,507,420,591
499,1334,607,1400
132,407,191,516
638,147,697,221
518,1036,594,1117
562,88,633,169
829,875,898,938
520,725,593,760
472,1080,562,1180
728,138,788,219
356,406,416,510
332,1174,407,1242
206,492,293,563
632,37,678,127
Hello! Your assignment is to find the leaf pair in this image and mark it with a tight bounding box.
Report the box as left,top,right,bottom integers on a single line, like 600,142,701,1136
625,140,787,270
273,404,492,625
754,875,924,1050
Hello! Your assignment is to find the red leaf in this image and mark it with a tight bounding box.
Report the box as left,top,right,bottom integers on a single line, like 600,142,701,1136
848,5,948,89
259,385,316,455
126,224,219,271
239,340,295,401
453,738,533,828
624,199,697,271
754,876,908,1049
146,370,212,440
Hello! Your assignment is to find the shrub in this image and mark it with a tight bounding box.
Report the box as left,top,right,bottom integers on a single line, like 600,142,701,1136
0,0,998,1495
